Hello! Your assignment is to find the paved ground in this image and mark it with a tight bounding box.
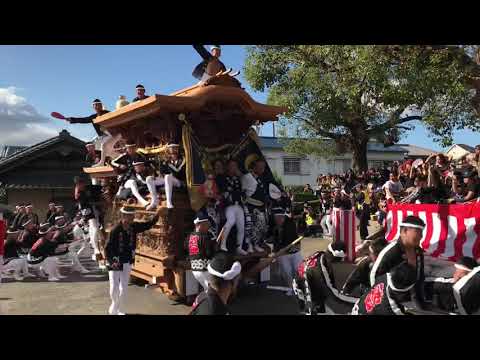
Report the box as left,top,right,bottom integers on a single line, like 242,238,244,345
0,226,376,315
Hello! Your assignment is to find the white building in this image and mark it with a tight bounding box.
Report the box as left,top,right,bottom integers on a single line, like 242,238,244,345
259,137,433,186
445,144,475,161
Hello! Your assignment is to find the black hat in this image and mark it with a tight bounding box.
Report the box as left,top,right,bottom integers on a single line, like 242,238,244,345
327,241,346,258
135,84,145,90
125,140,137,147
120,206,136,215
455,256,478,272
39,222,53,235
193,212,210,225
210,45,221,51
207,253,242,280
464,170,478,178
387,261,417,292
92,99,102,105
25,203,33,209
400,215,425,230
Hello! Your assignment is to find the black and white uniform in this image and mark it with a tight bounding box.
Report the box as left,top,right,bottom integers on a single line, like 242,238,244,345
241,172,269,248
192,45,226,81
190,287,230,315
217,174,246,251
77,185,103,258
369,240,425,307
342,256,374,297
111,153,144,188
68,110,109,137
271,216,303,289
1,235,29,280
124,171,154,208
17,229,38,257
10,212,27,232
27,237,61,280
160,157,186,209
105,216,158,315
293,251,358,315
425,267,480,315
188,231,216,291
351,274,409,315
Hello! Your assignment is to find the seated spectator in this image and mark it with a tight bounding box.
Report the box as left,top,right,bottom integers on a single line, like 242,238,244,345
303,184,314,194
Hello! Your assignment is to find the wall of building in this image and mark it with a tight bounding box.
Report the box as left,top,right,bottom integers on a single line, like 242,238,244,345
6,188,76,221
262,148,404,186
446,145,471,161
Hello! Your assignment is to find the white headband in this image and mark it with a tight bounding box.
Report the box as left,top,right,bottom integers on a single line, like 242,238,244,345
454,264,473,272
399,222,425,230
55,216,65,221
26,205,33,209
207,261,242,280
328,243,345,258
387,273,416,293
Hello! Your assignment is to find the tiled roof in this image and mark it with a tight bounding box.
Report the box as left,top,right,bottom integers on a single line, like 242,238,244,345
0,145,27,158
396,144,435,157
3,184,73,190
0,130,86,171
259,136,406,153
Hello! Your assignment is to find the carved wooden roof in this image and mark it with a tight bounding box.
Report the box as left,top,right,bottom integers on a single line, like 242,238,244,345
94,82,286,130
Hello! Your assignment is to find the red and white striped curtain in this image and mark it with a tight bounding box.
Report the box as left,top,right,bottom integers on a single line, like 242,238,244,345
385,202,480,262
332,208,356,262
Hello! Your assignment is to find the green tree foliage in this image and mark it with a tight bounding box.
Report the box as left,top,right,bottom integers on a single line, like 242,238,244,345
244,45,480,171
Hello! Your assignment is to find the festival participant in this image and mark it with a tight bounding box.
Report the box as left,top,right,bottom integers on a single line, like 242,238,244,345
292,241,356,314
85,143,101,166
123,160,162,209
24,203,39,225
241,157,269,253
269,207,302,296
319,191,333,237
217,159,249,255
1,229,31,281
342,238,388,297
17,218,39,258
192,45,227,82
190,252,242,315
53,205,70,224
187,213,217,291
53,216,89,274
27,223,63,282
160,144,186,209
423,257,479,314
105,206,160,315
370,215,426,308
351,261,417,315
65,99,117,168
111,141,145,195
45,202,56,223
132,84,149,102
10,204,27,231
74,177,104,265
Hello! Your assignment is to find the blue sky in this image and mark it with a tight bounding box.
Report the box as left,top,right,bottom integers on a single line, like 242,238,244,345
0,45,478,151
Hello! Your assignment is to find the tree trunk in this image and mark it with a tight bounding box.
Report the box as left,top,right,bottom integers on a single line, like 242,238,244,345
351,137,369,173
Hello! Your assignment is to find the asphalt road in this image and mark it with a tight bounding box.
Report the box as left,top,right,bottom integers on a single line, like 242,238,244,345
0,234,357,315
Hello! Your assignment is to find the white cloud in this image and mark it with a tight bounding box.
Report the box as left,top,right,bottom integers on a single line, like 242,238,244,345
0,87,60,146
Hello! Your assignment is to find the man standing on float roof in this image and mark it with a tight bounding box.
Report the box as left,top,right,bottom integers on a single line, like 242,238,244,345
64,99,117,168
132,84,148,102
192,45,227,82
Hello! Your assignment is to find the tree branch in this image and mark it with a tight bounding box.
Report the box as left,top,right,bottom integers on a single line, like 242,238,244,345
367,115,422,136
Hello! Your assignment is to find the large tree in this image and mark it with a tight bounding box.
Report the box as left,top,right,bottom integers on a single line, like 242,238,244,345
244,45,480,172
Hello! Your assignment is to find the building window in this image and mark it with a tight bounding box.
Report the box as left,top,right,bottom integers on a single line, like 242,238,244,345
283,157,302,175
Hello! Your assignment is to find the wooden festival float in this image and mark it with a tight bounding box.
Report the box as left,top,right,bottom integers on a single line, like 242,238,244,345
83,73,286,302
